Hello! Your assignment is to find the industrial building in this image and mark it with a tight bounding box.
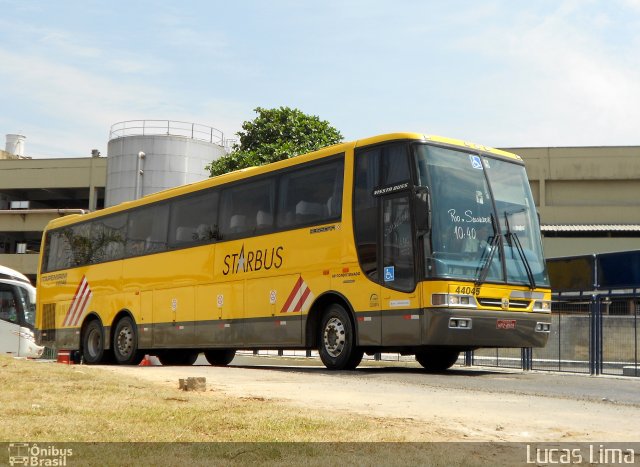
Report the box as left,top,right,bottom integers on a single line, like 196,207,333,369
1,129,638,282
506,145,640,258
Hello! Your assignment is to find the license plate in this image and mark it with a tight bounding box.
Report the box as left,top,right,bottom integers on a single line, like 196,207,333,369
496,319,516,330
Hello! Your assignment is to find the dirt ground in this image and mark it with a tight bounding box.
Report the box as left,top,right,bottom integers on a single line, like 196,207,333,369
97,355,640,442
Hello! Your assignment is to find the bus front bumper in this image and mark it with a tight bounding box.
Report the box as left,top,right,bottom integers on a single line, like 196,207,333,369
422,308,551,348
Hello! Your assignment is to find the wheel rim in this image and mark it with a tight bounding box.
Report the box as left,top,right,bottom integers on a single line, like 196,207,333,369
116,324,134,358
87,328,101,358
323,317,346,358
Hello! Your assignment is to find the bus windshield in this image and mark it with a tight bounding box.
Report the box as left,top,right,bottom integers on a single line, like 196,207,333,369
414,144,550,287
16,284,36,327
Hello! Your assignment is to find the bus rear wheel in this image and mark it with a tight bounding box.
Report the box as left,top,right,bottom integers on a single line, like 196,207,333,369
112,316,143,365
204,349,236,366
318,304,362,370
158,350,199,366
415,348,460,372
82,319,105,364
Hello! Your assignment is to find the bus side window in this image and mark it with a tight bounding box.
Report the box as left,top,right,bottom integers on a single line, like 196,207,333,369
277,158,344,229
126,204,169,257
169,190,219,246
220,179,275,238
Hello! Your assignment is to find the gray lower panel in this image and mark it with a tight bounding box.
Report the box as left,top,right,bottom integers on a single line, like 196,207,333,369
422,308,551,348
356,314,381,346
40,328,81,350
142,315,304,349
243,316,302,347
152,322,195,348
381,309,423,346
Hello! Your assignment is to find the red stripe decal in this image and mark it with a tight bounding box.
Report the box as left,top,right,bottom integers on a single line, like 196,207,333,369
71,289,92,326
280,276,304,313
293,286,311,313
64,278,87,327
69,283,90,327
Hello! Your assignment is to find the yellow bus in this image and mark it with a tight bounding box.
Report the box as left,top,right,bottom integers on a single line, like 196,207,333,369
36,133,551,370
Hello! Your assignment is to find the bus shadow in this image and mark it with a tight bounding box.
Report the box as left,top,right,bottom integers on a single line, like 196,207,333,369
224,363,500,377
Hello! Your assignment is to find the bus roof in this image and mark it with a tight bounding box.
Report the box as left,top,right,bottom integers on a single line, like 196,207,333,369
0,264,31,285
42,132,521,231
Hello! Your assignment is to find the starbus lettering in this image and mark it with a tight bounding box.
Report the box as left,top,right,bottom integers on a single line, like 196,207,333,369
223,245,284,275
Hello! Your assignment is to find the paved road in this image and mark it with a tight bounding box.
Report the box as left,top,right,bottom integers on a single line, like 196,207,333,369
221,354,640,406
103,354,640,441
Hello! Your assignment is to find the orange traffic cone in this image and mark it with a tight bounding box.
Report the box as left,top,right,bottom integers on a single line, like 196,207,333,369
139,354,152,366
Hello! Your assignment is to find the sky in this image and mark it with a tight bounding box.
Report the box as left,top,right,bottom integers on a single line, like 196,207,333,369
1,0,639,158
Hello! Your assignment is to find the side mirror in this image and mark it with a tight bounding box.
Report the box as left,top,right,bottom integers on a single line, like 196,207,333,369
414,186,431,235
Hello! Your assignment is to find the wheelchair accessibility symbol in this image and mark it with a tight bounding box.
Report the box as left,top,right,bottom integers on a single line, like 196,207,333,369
383,266,395,282
469,154,483,170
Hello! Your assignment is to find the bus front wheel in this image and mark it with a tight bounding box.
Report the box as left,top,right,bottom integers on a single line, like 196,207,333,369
82,319,105,364
112,316,143,365
318,304,362,370
204,349,236,366
415,348,460,372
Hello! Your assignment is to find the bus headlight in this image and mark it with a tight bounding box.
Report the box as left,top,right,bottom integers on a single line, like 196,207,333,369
432,294,477,308
535,322,551,332
533,300,552,312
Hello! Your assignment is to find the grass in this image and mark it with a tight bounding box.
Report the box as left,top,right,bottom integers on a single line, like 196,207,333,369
0,355,392,443
0,355,522,465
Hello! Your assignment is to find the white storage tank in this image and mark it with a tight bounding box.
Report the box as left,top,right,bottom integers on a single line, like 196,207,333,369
5,134,26,157
106,120,227,207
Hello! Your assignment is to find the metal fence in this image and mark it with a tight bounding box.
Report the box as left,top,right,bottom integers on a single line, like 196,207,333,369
108,120,225,146
460,293,639,376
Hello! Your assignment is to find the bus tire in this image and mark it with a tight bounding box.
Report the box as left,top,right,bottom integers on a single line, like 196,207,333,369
112,316,143,365
82,319,105,364
204,349,236,366
415,348,460,372
318,303,361,370
158,350,199,366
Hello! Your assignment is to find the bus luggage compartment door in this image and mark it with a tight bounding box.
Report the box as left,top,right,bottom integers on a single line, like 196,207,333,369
152,287,195,347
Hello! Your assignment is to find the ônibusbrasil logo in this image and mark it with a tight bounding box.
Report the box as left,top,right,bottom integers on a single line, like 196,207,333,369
8,443,73,466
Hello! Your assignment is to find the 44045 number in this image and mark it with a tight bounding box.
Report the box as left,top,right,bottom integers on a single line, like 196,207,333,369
454,286,481,295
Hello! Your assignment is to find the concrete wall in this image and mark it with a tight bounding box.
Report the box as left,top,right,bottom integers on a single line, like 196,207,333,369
507,146,640,224
0,253,39,278
542,237,640,258
0,157,106,190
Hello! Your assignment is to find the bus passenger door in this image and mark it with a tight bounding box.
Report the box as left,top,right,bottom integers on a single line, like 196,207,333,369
380,195,421,345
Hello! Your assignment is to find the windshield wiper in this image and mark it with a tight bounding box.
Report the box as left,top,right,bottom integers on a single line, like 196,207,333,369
475,214,500,287
503,211,536,290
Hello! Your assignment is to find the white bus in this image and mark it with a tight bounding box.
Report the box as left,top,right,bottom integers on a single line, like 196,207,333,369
0,265,44,358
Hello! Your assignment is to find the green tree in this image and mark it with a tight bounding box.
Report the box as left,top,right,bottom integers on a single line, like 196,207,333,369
207,107,343,176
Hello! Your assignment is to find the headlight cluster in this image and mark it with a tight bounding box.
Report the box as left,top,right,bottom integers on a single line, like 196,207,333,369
535,322,551,332
533,300,552,312
432,294,477,308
